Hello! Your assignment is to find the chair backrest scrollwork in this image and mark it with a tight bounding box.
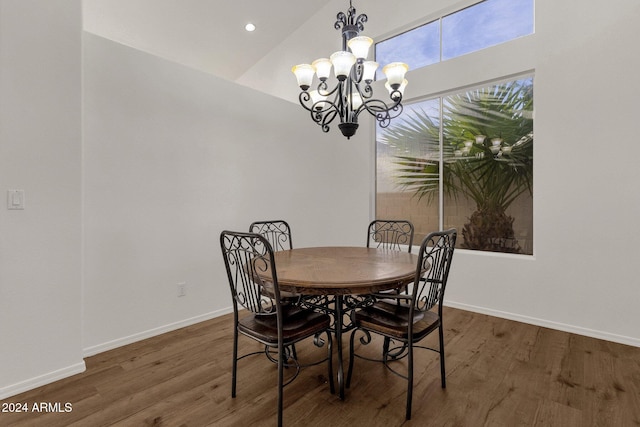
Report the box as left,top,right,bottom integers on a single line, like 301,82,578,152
249,220,293,251
414,229,457,313
367,220,415,253
220,231,280,316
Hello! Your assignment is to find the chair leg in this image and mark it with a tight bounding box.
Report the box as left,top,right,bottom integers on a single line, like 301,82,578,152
232,328,238,398
406,341,413,420
382,337,391,363
278,346,284,427
439,322,446,388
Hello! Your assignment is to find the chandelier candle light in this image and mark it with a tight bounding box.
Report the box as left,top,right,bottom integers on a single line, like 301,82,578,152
292,1,409,139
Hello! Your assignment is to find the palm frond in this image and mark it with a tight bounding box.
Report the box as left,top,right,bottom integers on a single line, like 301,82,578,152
380,78,533,212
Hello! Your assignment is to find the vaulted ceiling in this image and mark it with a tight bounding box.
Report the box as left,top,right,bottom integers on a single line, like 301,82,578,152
83,0,327,80
83,0,438,102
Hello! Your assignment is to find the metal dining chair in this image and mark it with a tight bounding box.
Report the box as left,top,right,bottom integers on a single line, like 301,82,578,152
249,220,300,305
220,230,334,427
249,220,293,251
366,220,415,354
367,220,415,253
347,228,457,420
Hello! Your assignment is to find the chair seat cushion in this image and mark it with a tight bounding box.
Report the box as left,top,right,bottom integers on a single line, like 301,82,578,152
354,300,440,340
238,306,330,345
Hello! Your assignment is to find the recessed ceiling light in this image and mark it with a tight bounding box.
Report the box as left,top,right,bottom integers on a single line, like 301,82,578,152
245,23,256,32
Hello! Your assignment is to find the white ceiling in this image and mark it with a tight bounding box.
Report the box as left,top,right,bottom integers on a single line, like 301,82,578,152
83,0,331,80
83,0,446,102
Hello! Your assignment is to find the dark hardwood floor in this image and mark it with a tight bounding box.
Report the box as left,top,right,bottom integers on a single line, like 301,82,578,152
2,307,639,426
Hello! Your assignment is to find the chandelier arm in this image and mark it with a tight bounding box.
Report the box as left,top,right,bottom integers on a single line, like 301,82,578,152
356,95,404,128
353,12,368,32
335,5,368,31
352,80,373,100
339,79,348,117
299,86,340,112
352,62,364,85
320,109,338,133
335,12,348,30
335,3,368,49
361,84,373,99
360,90,402,113
317,80,340,98
299,88,343,133
298,91,316,113
313,96,342,117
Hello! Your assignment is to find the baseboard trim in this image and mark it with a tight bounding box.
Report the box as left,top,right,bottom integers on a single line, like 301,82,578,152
83,307,234,357
0,361,86,401
445,300,640,348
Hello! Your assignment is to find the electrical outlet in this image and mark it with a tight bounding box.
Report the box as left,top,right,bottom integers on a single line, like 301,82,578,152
7,189,25,210
177,282,187,297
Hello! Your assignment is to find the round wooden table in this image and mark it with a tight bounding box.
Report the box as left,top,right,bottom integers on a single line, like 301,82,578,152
269,246,419,399
272,246,418,295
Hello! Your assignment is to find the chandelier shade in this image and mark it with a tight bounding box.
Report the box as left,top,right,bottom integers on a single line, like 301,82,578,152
347,36,373,59
291,64,315,91
382,62,410,89
292,0,409,139
362,61,379,83
312,58,332,80
330,51,356,81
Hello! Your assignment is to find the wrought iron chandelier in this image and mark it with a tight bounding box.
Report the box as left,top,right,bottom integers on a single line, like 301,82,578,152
292,1,409,139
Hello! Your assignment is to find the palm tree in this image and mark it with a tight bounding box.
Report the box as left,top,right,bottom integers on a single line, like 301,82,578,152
381,78,533,253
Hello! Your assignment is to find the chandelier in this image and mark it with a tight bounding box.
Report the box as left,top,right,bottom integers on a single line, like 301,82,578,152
292,1,409,139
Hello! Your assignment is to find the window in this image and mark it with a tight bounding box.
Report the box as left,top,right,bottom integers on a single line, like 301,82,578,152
442,0,534,60
374,0,534,255
376,20,439,77
375,0,534,76
377,77,533,255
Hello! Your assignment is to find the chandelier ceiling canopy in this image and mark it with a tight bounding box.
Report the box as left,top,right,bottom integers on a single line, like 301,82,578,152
292,1,409,139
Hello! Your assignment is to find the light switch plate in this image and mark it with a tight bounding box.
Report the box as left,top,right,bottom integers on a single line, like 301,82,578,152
7,189,25,210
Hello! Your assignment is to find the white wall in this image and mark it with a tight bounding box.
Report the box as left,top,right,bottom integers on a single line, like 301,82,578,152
246,0,640,346
0,0,84,398
82,33,371,353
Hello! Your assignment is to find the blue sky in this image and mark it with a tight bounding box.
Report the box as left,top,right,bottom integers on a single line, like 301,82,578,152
375,0,533,75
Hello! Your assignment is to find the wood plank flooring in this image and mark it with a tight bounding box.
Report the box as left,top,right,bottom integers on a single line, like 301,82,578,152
2,307,639,426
